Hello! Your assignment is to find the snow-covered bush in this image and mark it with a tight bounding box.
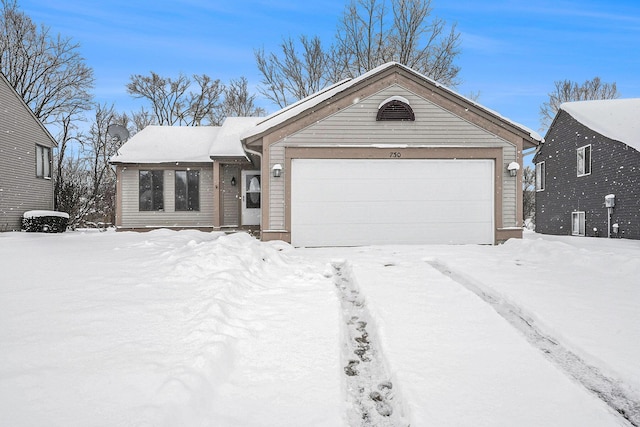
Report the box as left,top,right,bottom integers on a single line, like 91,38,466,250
21,210,69,233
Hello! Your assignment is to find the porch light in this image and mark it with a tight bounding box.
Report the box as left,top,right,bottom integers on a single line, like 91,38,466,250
507,162,520,177
230,176,236,186
272,164,283,178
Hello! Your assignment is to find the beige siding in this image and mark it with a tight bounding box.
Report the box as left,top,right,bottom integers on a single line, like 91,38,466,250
268,84,517,231
280,85,513,147
268,145,286,230
502,146,518,227
0,77,55,231
119,165,215,228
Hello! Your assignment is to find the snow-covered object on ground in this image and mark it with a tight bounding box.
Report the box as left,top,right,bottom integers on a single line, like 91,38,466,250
560,98,640,151
22,210,69,219
1,230,638,426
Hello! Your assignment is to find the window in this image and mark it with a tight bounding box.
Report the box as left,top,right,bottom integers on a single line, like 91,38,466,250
577,145,591,176
572,211,585,236
175,170,200,211
36,145,51,178
535,161,545,191
139,170,164,211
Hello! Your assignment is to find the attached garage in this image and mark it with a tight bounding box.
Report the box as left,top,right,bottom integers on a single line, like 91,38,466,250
291,159,494,246
242,62,542,246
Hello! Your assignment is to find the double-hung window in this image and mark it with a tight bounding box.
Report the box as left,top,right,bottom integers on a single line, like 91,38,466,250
535,161,545,191
577,145,591,176
175,170,200,211
139,170,164,211
36,145,51,178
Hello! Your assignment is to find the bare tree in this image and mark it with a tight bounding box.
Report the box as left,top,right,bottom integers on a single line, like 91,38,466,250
522,165,536,226
336,0,460,83
539,77,619,130
255,0,461,107
255,35,332,108
0,0,94,124
221,76,267,119
57,104,126,226
126,72,223,126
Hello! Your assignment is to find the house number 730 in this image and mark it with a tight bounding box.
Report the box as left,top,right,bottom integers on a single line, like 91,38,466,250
389,152,402,158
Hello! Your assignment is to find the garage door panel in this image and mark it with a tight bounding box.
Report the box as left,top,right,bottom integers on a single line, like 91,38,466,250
291,159,494,246
294,200,492,224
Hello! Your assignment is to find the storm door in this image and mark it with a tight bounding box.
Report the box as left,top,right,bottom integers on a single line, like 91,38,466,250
241,170,261,226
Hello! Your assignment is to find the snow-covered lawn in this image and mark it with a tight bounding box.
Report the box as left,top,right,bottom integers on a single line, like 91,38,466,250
1,229,638,426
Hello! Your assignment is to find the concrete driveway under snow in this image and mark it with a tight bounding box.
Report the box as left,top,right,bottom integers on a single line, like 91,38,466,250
1,230,638,426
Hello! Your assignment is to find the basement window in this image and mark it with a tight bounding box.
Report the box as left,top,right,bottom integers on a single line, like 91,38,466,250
376,96,415,121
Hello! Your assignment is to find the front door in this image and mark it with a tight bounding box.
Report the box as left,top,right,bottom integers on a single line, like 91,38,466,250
222,165,240,227
241,170,261,226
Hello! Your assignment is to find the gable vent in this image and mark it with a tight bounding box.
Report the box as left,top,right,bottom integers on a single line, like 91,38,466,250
376,96,415,121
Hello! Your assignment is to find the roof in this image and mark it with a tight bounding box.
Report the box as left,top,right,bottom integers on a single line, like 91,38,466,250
110,117,259,164
243,62,543,145
560,98,640,152
209,117,261,159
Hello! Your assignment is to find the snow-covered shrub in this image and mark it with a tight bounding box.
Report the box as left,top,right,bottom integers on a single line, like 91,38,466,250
21,210,69,233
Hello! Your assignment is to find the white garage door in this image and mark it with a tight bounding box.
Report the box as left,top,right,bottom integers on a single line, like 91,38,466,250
291,159,494,246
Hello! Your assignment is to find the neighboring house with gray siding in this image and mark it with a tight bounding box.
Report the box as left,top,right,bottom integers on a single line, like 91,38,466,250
112,62,541,246
534,98,640,240
0,72,57,231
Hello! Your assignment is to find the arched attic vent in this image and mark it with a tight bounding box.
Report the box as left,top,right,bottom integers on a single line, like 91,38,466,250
376,96,415,121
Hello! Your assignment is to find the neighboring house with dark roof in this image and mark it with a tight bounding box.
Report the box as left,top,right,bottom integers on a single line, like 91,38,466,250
111,62,541,246
0,72,57,231
534,98,640,239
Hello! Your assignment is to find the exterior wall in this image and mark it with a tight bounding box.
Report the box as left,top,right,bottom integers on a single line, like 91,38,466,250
261,78,523,243
116,163,215,229
0,77,55,231
536,110,640,239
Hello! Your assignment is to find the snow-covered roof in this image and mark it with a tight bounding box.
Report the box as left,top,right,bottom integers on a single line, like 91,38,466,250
243,62,543,144
209,117,261,158
110,118,259,164
560,98,640,152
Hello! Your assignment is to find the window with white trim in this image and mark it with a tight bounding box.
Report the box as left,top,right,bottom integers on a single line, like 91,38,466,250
535,161,545,191
36,144,51,178
577,145,591,176
571,211,585,236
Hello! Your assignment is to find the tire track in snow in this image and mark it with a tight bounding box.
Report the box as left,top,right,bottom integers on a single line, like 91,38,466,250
427,260,640,427
332,261,408,426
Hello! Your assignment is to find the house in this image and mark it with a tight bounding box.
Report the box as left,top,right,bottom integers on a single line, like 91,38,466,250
534,98,640,239
0,72,57,231
111,62,541,246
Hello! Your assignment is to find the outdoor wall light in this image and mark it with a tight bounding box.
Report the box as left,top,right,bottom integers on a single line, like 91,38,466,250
272,164,283,178
230,176,236,186
507,162,520,177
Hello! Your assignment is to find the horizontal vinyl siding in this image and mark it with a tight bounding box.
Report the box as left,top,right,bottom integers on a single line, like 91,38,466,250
0,79,55,231
502,146,517,227
120,165,214,228
281,85,512,148
268,145,285,230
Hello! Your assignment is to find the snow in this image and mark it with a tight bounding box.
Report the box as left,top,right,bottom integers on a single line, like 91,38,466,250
22,210,69,219
561,98,640,152
110,118,259,164
1,230,638,426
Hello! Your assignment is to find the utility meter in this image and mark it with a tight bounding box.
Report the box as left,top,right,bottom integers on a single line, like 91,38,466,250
605,194,616,208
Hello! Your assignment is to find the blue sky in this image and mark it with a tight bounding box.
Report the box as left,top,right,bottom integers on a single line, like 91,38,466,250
18,0,640,136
